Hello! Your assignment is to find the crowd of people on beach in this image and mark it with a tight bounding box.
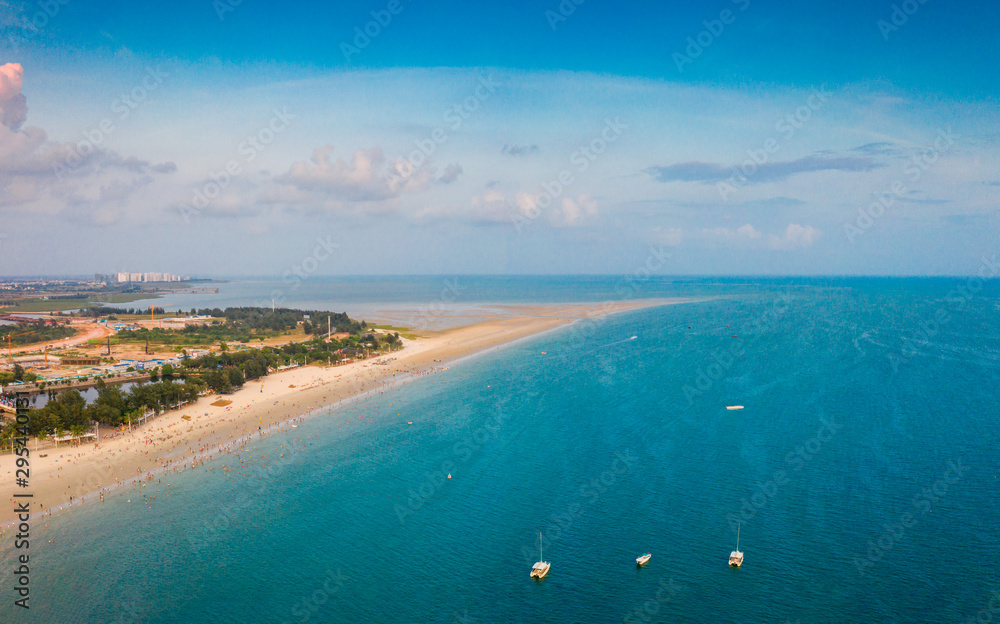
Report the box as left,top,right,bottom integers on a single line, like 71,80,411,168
1,351,456,540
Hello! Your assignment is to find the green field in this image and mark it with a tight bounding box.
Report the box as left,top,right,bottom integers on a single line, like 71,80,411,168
1,293,160,313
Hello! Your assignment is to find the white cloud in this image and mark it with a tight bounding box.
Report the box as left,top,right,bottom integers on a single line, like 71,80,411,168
465,190,598,228
551,194,598,227
704,223,761,240
0,64,175,220
768,223,821,250
0,63,27,130
278,145,405,202
271,145,462,215
651,226,684,246
700,223,819,250
469,189,515,223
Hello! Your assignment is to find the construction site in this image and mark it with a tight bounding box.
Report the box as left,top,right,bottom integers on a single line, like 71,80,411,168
0,309,219,413
0,306,356,416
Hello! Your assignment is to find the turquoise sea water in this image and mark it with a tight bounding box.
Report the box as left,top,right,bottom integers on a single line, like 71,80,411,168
3,278,1000,623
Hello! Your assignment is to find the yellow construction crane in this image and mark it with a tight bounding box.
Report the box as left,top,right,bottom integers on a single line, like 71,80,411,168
4,330,33,362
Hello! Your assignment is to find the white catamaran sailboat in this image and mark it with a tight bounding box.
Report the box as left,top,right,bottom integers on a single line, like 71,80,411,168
729,522,744,567
530,532,551,579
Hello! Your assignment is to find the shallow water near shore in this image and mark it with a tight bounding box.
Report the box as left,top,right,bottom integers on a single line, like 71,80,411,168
3,278,1000,623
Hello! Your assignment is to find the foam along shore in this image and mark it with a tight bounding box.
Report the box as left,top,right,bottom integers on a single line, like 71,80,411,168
0,299,684,527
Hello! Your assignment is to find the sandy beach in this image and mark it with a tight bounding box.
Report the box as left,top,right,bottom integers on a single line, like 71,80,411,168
0,300,682,528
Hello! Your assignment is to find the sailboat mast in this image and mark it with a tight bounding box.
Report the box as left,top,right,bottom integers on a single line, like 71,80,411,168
737,523,740,551
539,531,543,560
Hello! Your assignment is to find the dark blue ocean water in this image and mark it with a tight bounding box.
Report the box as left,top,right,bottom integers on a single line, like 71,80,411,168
4,278,1000,623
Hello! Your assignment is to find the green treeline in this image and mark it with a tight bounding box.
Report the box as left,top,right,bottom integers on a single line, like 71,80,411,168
191,307,363,333
1,329,402,440
1,303,401,442
2,377,203,439
2,321,76,345
110,307,368,346
181,330,402,392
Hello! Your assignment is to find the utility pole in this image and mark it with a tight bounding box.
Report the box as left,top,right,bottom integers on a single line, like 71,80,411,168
328,316,331,341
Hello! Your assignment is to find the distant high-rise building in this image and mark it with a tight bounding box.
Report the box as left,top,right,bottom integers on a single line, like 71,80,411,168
111,272,187,283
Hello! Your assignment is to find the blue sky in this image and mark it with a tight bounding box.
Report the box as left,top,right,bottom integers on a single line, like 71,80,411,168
0,0,997,276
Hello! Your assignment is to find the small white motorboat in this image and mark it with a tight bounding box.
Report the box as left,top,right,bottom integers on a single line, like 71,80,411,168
636,552,651,566
726,405,744,410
